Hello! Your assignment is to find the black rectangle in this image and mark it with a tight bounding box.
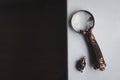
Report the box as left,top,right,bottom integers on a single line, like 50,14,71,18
0,0,67,80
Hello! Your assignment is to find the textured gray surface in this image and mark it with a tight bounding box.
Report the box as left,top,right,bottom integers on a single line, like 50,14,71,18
67,0,120,80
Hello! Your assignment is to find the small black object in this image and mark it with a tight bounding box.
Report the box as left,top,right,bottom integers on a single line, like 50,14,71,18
76,57,86,72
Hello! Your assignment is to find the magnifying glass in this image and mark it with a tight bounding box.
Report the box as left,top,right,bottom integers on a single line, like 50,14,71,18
70,10,106,71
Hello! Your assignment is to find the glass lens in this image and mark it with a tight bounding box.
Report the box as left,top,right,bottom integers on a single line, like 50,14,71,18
71,11,94,32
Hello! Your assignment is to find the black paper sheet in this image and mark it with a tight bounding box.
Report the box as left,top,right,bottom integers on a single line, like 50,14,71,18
0,0,67,80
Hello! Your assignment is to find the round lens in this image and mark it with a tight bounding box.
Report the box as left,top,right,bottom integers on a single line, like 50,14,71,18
71,10,94,32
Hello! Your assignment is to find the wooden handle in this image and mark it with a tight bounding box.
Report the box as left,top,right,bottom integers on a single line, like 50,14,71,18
81,30,106,71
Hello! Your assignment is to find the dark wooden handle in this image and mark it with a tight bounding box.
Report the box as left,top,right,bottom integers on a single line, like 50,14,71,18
81,30,106,71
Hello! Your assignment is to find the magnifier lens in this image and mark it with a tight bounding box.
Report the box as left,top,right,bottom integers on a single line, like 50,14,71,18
71,11,94,32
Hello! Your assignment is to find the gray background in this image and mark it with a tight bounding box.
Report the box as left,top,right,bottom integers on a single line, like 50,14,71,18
67,0,120,80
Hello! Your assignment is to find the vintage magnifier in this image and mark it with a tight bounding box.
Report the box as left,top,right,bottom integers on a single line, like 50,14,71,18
70,10,106,71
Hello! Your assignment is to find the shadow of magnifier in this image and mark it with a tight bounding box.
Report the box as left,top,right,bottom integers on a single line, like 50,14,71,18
70,10,106,71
